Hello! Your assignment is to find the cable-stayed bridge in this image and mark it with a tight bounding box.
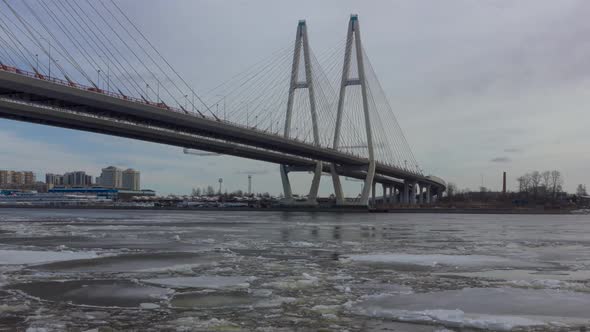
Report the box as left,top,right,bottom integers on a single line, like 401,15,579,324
0,0,445,207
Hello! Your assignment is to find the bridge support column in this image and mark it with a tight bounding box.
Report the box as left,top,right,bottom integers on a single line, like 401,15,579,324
280,165,293,201
308,161,322,201
426,184,432,205
331,15,375,207
388,186,394,205
418,183,424,205
410,181,418,205
403,181,410,205
280,20,322,206
371,181,376,207
331,165,345,205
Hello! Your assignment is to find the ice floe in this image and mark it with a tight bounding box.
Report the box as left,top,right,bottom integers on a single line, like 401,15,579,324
12,279,171,308
505,279,590,292
262,273,321,290
359,309,546,331
139,302,160,309
143,275,254,289
351,287,590,330
169,317,237,331
170,291,295,309
0,249,98,265
435,269,590,281
345,253,538,268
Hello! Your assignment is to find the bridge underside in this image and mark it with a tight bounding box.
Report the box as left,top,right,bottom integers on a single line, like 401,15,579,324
0,70,445,204
0,96,404,188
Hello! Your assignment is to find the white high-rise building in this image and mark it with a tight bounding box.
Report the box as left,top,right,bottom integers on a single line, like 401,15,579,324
122,168,140,191
100,166,122,188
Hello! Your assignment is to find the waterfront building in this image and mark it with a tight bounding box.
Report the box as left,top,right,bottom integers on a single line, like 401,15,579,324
63,171,93,187
0,170,35,186
46,171,92,188
0,170,12,185
45,173,64,187
23,171,35,184
11,172,24,185
122,168,140,191
99,166,123,188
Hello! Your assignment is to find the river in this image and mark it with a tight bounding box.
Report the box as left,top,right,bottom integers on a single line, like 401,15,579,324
0,209,588,331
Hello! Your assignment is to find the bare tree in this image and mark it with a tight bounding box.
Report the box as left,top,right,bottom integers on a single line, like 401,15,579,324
577,184,588,196
550,170,563,198
519,173,533,193
517,176,526,192
541,171,551,193
206,185,215,196
530,171,541,196
446,182,457,198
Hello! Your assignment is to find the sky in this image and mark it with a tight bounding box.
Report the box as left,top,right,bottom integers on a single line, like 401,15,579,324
1,0,589,195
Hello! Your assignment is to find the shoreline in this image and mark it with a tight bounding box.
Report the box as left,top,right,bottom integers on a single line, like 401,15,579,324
0,205,577,214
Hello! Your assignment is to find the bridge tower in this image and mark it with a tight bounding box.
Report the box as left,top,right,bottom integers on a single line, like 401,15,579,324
280,20,323,205
331,15,376,206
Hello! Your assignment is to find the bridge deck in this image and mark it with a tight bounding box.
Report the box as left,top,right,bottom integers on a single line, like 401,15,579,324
0,68,445,191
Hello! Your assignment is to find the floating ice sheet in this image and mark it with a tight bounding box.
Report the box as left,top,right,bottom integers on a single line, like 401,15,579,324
143,276,253,289
345,253,539,268
0,249,98,265
352,287,590,330
12,280,170,307
32,252,222,273
435,269,590,281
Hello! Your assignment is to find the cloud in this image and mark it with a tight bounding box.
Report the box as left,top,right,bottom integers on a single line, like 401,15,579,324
504,148,524,153
490,157,512,163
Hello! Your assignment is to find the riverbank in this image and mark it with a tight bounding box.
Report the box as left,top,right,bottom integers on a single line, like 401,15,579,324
0,205,578,214
373,207,574,214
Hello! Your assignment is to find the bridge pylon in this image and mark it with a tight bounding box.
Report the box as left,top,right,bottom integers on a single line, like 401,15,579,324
280,20,323,206
331,14,376,207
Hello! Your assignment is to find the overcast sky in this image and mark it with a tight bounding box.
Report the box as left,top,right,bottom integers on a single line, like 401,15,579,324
1,0,589,195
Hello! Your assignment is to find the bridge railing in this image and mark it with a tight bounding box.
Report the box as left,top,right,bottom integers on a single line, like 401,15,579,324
0,64,195,116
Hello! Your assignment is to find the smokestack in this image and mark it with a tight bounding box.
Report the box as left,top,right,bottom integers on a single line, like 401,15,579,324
502,172,507,194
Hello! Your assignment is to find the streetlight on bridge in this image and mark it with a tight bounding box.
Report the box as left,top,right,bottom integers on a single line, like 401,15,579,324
215,94,226,121
97,69,101,89
39,37,51,77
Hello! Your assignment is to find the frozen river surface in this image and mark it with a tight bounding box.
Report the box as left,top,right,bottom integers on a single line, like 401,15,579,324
0,209,589,331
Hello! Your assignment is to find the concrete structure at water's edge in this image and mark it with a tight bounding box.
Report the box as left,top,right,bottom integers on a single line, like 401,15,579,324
48,187,155,201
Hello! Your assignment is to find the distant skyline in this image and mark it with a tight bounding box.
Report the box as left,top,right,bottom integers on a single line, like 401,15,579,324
1,0,588,195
